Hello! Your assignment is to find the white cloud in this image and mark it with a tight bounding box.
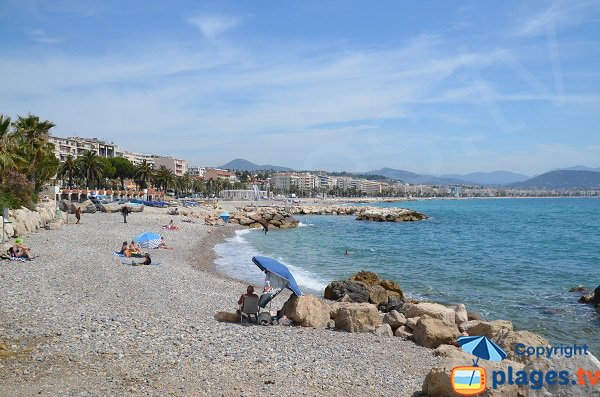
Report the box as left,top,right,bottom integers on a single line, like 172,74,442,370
514,0,600,37
187,15,240,40
28,28,60,44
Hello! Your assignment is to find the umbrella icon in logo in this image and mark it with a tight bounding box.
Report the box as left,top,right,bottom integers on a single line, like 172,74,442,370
457,335,507,388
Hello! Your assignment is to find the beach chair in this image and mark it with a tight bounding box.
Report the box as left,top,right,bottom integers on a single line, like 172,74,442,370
239,295,259,324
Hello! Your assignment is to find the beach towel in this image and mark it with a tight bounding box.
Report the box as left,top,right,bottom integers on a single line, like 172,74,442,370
113,252,125,257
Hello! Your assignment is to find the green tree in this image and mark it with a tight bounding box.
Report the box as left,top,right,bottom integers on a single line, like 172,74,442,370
76,151,104,188
12,114,58,191
57,154,78,188
134,160,154,189
109,157,135,190
154,165,175,191
0,115,25,174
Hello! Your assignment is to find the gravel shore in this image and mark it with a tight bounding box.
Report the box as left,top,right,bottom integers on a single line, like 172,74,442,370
0,208,438,396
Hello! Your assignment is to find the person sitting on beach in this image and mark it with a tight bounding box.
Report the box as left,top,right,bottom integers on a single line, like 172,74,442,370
119,241,128,255
128,241,142,256
237,285,258,312
157,237,174,250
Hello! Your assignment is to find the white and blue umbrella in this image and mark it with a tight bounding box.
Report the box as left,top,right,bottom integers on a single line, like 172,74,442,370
133,232,161,249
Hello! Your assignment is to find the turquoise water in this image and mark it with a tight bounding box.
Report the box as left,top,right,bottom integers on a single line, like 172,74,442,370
214,198,600,354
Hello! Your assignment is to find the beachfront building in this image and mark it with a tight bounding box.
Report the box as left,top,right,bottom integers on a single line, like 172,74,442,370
188,166,205,178
357,179,385,195
154,156,188,177
203,168,237,182
297,173,320,191
272,173,300,192
221,189,268,200
115,149,156,166
49,135,118,161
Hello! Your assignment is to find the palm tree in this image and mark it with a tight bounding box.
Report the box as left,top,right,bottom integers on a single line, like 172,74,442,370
154,166,175,191
0,114,26,175
12,114,58,191
76,151,104,188
134,160,154,190
57,155,78,188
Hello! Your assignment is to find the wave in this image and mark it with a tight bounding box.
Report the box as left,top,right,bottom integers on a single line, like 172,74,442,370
297,222,314,227
214,230,328,295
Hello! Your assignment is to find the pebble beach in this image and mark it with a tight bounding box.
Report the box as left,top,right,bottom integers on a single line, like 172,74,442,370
0,207,439,396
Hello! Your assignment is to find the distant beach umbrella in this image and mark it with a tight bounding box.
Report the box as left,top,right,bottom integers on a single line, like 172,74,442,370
133,232,161,249
219,212,230,223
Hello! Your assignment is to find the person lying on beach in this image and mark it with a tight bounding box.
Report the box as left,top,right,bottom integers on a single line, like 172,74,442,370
237,285,258,311
9,240,33,260
132,253,152,266
162,220,179,230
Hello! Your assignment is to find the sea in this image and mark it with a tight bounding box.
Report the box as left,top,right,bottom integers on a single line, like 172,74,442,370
214,198,600,354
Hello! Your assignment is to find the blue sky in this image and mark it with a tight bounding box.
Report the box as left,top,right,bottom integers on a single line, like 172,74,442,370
0,0,599,175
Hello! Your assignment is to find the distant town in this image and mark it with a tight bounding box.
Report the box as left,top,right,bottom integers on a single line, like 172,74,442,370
50,135,600,199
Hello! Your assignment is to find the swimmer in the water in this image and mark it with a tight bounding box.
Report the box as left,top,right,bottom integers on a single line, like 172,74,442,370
344,250,350,256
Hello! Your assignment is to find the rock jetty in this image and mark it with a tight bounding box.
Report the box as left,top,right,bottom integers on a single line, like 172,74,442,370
2,200,59,242
227,206,299,229
290,205,428,222
579,285,600,307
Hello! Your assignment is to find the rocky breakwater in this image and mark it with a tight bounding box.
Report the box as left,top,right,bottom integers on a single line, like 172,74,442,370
228,206,299,229
2,200,59,242
291,205,428,222
578,285,600,308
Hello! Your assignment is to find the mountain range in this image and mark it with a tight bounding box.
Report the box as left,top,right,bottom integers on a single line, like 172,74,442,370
219,159,292,172
510,170,600,190
217,159,600,189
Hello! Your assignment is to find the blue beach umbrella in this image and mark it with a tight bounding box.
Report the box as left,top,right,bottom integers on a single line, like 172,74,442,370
219,212,230,223
458,335,507,386
133,232,161,249
252,256,303,307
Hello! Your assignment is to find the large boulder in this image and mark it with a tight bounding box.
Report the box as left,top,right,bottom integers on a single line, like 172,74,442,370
406,302,456,325
374,323,393,337
99,203,122,213
281,295,330,328
379,279,404,300
412,316,460,348
367,284,390,305
383,310,406,331
454,303,468,325
394,325,413,339
496,330,549,364
422,344,526,397
80,199,97,213
349,270,380,285
58,200,71,212
214,311,239,322
594,285,600,307
465,320,513,339
335,303,381,333
323,280,370,303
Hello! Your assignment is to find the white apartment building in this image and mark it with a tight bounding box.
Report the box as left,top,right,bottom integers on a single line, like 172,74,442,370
49,136,117,161
272,174,299,191
154,156,188,177
297,173,320,190
115,150,156,166
188,166,205,178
